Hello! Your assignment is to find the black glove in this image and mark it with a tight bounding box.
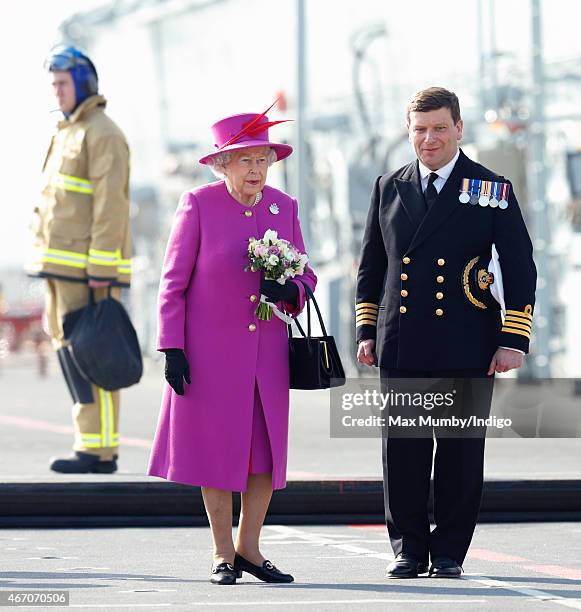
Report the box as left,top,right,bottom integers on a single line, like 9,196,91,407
260,278,299,305
163,348,191,396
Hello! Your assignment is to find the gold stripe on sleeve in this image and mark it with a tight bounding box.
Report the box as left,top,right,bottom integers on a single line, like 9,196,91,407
505,314,532,327
504,317,531,332
501,326,531,339
356,309,378,317
356,319,377,328
506,308,533,321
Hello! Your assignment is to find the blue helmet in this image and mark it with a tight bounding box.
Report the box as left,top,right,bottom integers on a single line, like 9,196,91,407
44,45,99,108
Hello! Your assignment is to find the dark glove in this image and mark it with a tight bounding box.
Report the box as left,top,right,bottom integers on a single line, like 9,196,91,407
260,278,299,305
163,348,191,396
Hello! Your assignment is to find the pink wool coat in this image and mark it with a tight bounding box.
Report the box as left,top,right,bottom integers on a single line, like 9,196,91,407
147,180,317,492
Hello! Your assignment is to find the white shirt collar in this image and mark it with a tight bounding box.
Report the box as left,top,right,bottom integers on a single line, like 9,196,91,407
418,148,460,182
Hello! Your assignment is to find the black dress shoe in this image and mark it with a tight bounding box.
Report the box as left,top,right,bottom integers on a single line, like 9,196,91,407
234,553,294,583
386,554,429,578
429,557,463,577
210,562,237,585
49,452,118,474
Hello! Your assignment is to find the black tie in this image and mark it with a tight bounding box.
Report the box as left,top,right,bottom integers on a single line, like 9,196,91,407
425,172,439,209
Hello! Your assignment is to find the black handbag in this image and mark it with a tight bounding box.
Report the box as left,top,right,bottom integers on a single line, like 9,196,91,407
63,288,143,391
288,282,345,390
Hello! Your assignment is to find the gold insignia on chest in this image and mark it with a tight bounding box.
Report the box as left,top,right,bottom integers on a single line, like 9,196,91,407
477,269,494,291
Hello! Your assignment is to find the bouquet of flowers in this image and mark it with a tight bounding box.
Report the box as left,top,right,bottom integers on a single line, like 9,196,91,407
247,229,309,321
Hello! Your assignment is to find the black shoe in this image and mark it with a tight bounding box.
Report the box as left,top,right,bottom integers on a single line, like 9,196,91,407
429,557,463,577
210,562,237,585
234,553,294,583
386,554,429,578
49,452,118,474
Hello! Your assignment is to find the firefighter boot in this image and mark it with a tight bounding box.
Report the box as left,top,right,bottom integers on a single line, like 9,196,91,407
49,451,118,474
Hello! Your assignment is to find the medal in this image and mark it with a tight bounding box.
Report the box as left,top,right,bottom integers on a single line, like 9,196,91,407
498,182,509,210
469,179,480,205
269,203,280,215
459,178,470,203
489,181,499,208
478,180,490,206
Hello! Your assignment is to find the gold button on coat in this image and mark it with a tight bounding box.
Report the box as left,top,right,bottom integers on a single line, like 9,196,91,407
400,289,408,297
436,275,444,283
436,292,444,299
244,210,253,217
250,294,258,303
400,306,407,314
437,258,445,266
435,308,444,316
248,323,257,331
403,256,411,264
400,273,408,281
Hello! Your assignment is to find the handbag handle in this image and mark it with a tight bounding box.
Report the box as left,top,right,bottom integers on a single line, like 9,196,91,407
88,285,112,305
287,280,328,340
288,293,309,339
300,281,328,337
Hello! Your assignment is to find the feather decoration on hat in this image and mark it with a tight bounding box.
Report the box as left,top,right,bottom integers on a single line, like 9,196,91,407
217,99,293,150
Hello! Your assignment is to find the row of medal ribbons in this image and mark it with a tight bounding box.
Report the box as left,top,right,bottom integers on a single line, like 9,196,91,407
459,178,510,209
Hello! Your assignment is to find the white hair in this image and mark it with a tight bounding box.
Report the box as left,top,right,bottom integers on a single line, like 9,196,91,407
206,147,277,178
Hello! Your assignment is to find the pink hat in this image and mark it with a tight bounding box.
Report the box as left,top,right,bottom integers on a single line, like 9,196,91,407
199,103,293,165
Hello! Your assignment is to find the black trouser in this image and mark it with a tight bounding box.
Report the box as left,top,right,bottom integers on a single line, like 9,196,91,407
380,368,494,565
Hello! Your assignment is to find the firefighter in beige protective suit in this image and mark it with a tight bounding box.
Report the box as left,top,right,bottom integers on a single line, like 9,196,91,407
27,46,131,473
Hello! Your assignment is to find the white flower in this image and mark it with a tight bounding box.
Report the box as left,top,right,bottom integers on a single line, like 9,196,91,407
268,254,279,265
263,229,278,243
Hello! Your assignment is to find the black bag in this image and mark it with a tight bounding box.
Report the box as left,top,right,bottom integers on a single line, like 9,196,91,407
288,282,345,390
63,288,143,391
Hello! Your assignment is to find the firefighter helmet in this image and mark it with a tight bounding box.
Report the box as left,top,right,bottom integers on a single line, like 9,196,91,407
44,45,99,105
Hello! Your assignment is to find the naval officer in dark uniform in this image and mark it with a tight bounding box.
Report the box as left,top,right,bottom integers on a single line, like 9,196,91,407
356,87,536,578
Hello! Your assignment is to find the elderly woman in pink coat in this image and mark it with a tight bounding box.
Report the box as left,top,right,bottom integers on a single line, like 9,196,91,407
147,106,316,585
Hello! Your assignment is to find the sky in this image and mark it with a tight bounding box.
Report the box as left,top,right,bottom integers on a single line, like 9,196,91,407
2,0,581,269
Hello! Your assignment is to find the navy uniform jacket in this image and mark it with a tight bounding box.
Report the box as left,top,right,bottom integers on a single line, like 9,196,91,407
355,149,537,370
